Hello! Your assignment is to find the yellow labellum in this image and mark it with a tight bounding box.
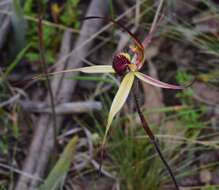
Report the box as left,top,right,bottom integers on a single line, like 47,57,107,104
102,72,135,146
128,64,137,72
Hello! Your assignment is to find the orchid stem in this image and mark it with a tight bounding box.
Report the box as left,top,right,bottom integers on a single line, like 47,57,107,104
133,82,179,190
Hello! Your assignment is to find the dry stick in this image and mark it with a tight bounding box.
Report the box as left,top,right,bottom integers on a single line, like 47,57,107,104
15,1,109,190
133,83,180,190
37,14,57,152
15,33,73,190
18,100,102,114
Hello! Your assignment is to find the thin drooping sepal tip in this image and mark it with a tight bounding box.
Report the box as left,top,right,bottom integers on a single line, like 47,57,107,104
135,72,184,90
98,119,112,175
32,65,115,80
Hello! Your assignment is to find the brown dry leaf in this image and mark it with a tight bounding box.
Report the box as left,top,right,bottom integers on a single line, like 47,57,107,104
192,82,219,105
142,61,164,125
200,168,212,184
193,11,219,34
167,0,200,18
144,42,160,60
68,177,114,190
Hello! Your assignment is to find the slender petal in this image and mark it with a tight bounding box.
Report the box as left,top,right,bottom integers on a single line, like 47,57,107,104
135,72,183,89
102,72,135,146
34,65,115,80
51,65,115,74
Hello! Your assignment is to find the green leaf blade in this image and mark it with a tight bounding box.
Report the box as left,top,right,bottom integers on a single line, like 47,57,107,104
38,136,78,190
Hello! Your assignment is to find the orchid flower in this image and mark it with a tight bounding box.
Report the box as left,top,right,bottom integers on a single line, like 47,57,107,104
42,16,184,149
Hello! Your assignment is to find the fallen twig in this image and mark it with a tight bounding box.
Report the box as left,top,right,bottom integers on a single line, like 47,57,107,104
15,0,109,189
18,100,102,114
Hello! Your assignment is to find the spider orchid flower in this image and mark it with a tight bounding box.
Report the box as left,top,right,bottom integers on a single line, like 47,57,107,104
42,17,184,147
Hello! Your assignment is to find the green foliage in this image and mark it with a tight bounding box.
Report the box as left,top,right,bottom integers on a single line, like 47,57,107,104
23,0,34,15
60,0,81,28
202,185,217,190
0,44,31,82
87,96,164,190
25,25,58,65
0,185,6,190
176,71,194,104
109,0,115,19
11,0,27,54
22,0,81,65
176,71,206,129
177,108,206,129
38,136,78,190
109,126,162,190
0,135,9,155
0,106,20,156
